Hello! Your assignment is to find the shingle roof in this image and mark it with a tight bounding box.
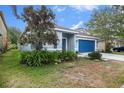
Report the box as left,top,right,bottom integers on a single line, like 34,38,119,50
21,25,99,39
55,25,76,32
76,28,92,36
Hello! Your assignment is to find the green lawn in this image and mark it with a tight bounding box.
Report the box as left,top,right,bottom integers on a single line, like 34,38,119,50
113,52,124,55
0,49,124,88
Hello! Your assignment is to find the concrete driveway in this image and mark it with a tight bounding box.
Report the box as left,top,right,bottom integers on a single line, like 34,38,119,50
78,53,124,62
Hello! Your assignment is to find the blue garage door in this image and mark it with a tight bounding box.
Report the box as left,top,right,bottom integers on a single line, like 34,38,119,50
79,40,95,53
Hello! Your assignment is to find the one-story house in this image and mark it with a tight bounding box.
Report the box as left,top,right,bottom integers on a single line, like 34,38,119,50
0,11,8,53
19,26,98,53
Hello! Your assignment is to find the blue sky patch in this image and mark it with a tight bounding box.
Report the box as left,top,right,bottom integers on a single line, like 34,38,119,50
0,5,101,32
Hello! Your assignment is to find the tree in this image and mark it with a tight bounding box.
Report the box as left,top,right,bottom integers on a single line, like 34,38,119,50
111,5,124,39
86,6,122,52
11,5,58,50
7,27,21,45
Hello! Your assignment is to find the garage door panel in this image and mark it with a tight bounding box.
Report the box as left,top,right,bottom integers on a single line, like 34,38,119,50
79,40,95,53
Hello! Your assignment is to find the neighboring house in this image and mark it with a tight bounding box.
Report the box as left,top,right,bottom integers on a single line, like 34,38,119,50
97,38,124,52
19,26,98,53
97,40,105,52
0,11,8,52
112,38,124,47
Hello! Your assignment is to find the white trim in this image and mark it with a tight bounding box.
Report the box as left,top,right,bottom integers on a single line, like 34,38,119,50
55,28,78,34
95,40,97,51
43,48,62,51
76,35,98,39
77,37,96,41
62,37,67,51
76,39,79,52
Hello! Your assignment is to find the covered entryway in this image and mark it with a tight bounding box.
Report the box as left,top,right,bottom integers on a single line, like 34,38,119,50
79,40,95,53
62,33,76,51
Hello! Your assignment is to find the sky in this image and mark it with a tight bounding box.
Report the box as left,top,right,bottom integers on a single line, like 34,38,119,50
0,5,101,32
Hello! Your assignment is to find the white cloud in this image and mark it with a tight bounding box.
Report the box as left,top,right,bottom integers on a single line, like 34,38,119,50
71,21,83,30
69,5,98,12
83,5,98,11
53,5,66,12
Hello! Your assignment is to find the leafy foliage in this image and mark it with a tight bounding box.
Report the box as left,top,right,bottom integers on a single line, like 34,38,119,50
20,50,77,67
86,6,124,52
112,6,124,39
7,27,21,45
12,5,58,50
59,51,77,61
88,51,102,60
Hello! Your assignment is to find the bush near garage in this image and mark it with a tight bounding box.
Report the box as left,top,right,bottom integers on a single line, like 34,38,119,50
88,51,102,60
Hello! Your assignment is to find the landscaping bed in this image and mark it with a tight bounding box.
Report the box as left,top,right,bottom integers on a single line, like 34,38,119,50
0,49,124,87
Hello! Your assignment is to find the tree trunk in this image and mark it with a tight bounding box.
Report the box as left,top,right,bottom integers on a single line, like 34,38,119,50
104,39,108,52
104,38,112,53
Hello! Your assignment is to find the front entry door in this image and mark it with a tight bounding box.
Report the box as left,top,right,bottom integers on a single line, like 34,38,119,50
62,38,66,51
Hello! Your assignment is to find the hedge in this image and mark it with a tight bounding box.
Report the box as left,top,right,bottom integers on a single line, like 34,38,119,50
20,50,77,66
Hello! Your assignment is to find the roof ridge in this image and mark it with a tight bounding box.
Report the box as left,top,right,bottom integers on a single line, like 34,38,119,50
55,25,75,31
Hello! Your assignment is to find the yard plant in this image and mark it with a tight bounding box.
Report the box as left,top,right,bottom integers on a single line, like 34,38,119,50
20,50,77,66
88,51,102,60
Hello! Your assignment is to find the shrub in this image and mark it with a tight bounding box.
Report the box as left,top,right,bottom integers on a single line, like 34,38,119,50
20,50,59,66
20,50,77,66
20,51,30,64
88,51,102,60
59,51,77,61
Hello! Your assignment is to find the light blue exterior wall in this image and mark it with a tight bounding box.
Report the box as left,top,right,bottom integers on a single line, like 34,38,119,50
42,31,63,51
62,33,76,52
56,31,62,50
67,34,76,51
19,43,32,51
19,29,97,52
19,31,64,51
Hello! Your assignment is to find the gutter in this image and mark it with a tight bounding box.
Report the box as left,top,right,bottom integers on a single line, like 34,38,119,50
76,35,99,39
54,28,78,34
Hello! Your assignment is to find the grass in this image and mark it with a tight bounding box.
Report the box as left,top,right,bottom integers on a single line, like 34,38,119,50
0,49,124,87
113,52,124,55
